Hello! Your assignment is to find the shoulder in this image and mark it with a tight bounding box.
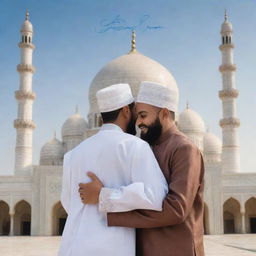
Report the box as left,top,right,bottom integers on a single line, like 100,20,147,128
115,134,151,156
173,137,201,161
167,130,200,153
121,133,150,147
69,133,98,153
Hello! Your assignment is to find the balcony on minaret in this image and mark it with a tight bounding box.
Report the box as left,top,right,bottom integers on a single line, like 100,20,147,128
219,117,240,128
18,40,35,50
17,64,36,73
219,41,234,51
219,63,236,72
219,89,239,100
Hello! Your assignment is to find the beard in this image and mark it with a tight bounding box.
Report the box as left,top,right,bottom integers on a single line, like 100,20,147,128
139,117,162,145
126,114,137,135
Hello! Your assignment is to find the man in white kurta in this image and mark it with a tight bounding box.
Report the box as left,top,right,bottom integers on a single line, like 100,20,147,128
58,83,168,256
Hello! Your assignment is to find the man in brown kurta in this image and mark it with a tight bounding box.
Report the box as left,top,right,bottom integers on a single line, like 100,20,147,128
107,122,205,256
79,81,205,256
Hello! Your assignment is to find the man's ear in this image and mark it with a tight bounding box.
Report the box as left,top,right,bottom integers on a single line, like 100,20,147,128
159,108,169,120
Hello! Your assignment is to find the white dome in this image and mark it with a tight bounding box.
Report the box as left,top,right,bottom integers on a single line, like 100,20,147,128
203,132,222,154
89,51,178,114
178,108,205,133
40,137,64,165
21,20,33,33
221,21,232,33
62,113,87,138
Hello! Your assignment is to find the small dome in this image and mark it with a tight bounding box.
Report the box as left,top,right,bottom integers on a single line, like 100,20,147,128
203,132,222,154
62,113,87,138
178,107,205,133
221,21,232,33
21,20,33,33
40,137,64,165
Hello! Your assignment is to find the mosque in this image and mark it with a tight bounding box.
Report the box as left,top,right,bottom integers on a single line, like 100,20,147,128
0,11,255,236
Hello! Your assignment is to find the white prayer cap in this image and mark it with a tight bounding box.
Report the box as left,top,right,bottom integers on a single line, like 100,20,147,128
136,81,179,112
96,83,134,113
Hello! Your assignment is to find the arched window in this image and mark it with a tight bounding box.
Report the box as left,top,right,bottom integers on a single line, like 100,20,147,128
223,198,241,234
52,201,67,235
29,37,31,43
0,200,10,235
222,37,224,45
229,37,231,44
22,36,24,43
245,197,256,233
25,36,27,43
226,36,228,44
14,200,31,235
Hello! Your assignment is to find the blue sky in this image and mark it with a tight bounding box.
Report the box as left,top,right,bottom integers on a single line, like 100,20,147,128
0,0,255,174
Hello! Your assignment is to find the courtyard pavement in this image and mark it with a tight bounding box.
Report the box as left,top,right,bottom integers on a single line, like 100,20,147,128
0,234,255,256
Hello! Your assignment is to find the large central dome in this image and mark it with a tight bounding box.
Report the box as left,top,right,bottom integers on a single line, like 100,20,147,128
88,33,178,128
89,52,178,110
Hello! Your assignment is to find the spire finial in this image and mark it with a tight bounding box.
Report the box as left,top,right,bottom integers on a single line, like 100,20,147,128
129,30,137,54
25,9,29,21
186,101,189,109
75,105,79,114
224,9,228,21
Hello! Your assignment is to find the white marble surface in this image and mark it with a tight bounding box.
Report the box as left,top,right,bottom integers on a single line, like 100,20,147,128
205,235,256,256
0,236,61,256
0,235,255,256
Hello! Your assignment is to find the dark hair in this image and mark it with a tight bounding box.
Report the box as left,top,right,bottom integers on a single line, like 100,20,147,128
101,102,135,123
169,111,175,120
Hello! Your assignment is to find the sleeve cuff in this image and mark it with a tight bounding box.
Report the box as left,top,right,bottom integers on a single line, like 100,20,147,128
98,187,114,212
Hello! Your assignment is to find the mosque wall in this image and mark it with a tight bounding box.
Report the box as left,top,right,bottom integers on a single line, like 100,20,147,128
32,166,62,235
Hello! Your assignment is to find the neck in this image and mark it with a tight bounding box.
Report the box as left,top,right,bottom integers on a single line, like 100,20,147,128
104,120,126,132
162,120,175,134
154,119,176,145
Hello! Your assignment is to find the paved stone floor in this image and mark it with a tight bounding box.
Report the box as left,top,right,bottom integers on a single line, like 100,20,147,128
0,234,255,256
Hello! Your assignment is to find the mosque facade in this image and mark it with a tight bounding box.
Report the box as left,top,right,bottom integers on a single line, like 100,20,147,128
0,11,255,236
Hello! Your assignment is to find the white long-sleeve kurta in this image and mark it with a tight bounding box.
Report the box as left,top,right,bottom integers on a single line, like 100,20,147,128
58,124,168,256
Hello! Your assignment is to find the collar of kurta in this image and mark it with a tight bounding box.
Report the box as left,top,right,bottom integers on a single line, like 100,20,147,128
100,123,124,133
154,123,178,145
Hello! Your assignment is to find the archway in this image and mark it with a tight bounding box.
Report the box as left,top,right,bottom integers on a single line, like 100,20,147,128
223,212,235,233
245,197,256,233
223,198,241,233
0,201,10,235
14,200,31,235
52,202,67,235
203,203,210,234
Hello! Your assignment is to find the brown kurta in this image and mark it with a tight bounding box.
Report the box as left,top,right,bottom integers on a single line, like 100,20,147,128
107,124,205,256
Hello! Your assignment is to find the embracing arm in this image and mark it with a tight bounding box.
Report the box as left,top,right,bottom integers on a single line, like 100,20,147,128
98,141,168,212
107,143,204,228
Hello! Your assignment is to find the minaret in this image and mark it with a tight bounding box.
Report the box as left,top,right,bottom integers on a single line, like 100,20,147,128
14,10,36,175
219,10,240,173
